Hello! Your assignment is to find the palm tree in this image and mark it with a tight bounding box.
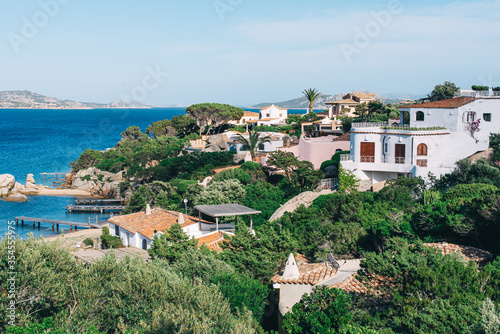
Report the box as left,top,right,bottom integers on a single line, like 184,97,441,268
235,130,271,161
302,88,322,114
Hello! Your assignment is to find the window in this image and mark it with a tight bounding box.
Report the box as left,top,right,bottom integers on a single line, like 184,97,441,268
115,225,119,236
395,144,406,164
416,111,425,121
142,239,147,250
463,111,477,122
241,145,250,151
417,159,427,167
335,148,343,153
417,143,428,156
258,143,265,151
279,113,283,117
360,142,375,163
484,113,491,122
267,113,270,117
384,143,388,153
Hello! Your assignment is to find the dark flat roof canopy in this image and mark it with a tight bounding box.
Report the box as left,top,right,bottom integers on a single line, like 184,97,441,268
194,204,261,217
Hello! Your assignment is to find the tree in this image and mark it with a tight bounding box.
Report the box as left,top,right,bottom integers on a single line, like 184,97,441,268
337,165,359,194
185,103,244,136
303,88,322,114
282,286,352,334
354,102,369,122
428,81,460,101
197,179,246,205
267,151,323,191
219,222,297,283
148,223,198,263
120,126,148,141
235,130,271,160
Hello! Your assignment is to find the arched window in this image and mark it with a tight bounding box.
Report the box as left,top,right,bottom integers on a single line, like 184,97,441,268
142,239,147,250
417,143,428,156
416,111,425,121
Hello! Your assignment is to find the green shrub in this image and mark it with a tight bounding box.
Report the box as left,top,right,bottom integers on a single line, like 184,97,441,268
83,237,94,247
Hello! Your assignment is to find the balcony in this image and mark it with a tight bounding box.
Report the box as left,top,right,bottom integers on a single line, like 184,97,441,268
340,153,352,162
360,155,375,163
351,122,387,128
455,90,500,97
381,156,407,164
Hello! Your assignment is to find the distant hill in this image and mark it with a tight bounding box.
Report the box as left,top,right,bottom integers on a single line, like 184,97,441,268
253,91,425,109
0,91,151,109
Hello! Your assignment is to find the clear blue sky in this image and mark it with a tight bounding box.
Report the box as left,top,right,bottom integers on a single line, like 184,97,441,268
0,0,499,106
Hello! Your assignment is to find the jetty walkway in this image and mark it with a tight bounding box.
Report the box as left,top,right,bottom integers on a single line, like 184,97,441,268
65,205,125,213
14,216,105,231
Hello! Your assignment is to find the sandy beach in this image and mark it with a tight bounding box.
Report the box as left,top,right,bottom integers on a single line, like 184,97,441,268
43,223,108,250
37,188,97,197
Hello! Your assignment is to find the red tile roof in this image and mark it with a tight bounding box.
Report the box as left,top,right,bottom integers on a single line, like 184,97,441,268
271,262,337,285
259,105,287,110
197,231,225,252
326,98,358,105
399,97,475,109
108,208,206,239
424,242,493,264
334,133,350,141
243,111,259,117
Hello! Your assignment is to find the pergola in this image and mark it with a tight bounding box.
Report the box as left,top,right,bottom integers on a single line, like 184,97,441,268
194,204,261,231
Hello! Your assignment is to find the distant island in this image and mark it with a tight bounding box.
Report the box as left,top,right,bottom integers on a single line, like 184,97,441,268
253,91,424,109
0,90,152,109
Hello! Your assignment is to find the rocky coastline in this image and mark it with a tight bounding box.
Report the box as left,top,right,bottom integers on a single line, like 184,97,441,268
1,168,124,202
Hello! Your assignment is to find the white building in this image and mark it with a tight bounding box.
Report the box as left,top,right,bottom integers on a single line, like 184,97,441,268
325,92,378,118
341,93,500,187
108,206,227,250
252,104,288,126
229,111,260,126
226,131,290,155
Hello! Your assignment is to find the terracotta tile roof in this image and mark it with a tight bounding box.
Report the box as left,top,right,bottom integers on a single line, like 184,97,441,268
424,242,493,264
197,231,225,252
352,93,377,100
398,97,475,109
326,99,358,105
271,262,337,285
109,208,204,239
243,111,259,117
259,118,280,121
212,165,241,174
334,133,350,141
259,105,287,110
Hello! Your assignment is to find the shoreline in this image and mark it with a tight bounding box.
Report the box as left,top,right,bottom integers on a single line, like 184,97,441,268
37,188,100,197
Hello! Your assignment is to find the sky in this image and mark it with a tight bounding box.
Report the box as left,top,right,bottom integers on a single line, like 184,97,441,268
0,0,499,106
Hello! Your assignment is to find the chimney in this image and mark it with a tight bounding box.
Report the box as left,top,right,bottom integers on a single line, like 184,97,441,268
282,253,300,279
178,212,185,225
146,204,151,215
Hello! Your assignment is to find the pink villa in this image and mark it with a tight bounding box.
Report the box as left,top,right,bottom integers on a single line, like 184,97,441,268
273,133,350,169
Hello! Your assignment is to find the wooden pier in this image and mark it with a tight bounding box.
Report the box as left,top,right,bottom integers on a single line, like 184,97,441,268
65,205,125,213
14,216,104,231
74,199,123,205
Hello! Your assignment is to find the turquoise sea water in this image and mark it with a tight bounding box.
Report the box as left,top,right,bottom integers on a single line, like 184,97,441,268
0,107,310,239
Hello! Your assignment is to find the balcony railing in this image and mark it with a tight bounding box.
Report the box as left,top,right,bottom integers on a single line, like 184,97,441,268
381,156,407,164
381,125,447,131
351,122,387,128
455,90,500,97
340,154,351,162
360,155,375,163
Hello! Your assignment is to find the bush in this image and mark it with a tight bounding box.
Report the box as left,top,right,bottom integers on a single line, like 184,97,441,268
101,227,123,249
83,237,94,247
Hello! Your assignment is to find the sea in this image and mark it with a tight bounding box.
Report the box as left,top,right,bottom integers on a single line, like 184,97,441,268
0,107,310,239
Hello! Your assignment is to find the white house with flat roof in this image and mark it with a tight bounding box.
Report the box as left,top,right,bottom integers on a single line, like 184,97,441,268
253,105,288,126
341,91,500,187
